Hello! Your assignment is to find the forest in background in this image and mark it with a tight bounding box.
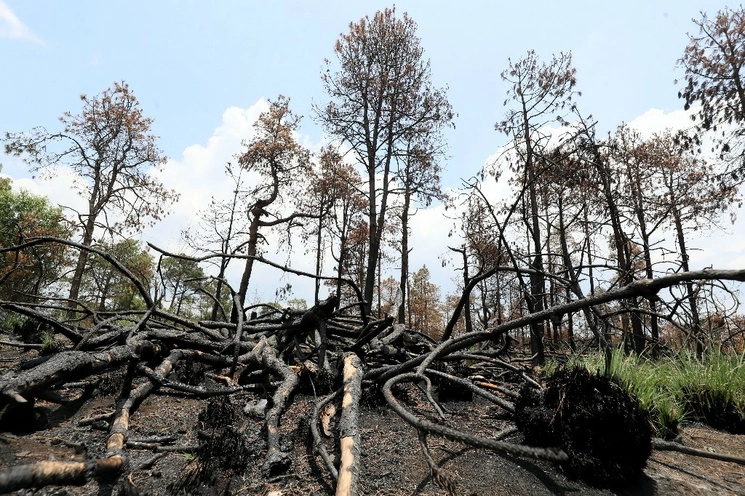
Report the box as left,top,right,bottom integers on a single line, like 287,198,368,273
1,5,745,495
3,7,745,360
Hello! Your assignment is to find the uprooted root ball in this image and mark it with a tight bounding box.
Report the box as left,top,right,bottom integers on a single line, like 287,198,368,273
514,367,652,487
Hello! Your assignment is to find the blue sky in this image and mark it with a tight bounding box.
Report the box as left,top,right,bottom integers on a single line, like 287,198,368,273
1,1,742,302
0,1,728,180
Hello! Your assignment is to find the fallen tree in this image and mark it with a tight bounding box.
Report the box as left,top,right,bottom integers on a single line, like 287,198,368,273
1,238,745,494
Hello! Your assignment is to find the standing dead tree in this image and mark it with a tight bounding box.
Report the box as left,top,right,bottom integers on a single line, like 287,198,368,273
1,236,745,493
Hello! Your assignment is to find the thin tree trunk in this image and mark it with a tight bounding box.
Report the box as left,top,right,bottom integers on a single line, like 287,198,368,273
629,161,657,353
461,249,473,335
398,192,411,325
363,123,394,318
211,266,227,321
594,149,634,353
67,215,97,319
558,195,602,346
527,179,546,365
660,166,703,355
334,205,351,302
521,98,546,365
364,155,380,318
315,215,324,305
212,176,242,320
672,201,703,356
565,286,576,351
233,206,262,323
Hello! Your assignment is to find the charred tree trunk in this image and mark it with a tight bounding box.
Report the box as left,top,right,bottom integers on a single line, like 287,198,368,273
67,215,97,319
667,177,704,357
398,194,411,325
232,203,264,324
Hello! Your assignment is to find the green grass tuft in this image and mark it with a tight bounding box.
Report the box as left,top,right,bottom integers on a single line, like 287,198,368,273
548,347,745,438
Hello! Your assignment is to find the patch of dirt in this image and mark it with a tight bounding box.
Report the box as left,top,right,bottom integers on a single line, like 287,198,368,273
646,426,745,495
1,348,745,495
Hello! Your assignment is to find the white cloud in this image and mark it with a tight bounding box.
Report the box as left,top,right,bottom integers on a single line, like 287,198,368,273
626,107,694,136
151,102,268,243
0,1,45,46
144,99,325,303
2,168,81,211
625,107,745,272
4,175,41,196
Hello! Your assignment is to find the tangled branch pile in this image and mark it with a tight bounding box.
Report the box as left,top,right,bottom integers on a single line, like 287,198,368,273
1,241,745,494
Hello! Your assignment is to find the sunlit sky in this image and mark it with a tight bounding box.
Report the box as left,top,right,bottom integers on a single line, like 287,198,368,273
1,1,742,303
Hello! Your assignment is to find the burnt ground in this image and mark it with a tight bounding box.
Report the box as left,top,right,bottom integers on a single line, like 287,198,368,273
0,347,744,495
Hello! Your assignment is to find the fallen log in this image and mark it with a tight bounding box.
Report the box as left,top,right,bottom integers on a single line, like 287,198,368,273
0,301,83,344
0,339,41,349
652,438,745,465
0,457,123,493
336,352,363,496
0,339,162,404
249,337,300,476
310,389,342,480
349,316,394,352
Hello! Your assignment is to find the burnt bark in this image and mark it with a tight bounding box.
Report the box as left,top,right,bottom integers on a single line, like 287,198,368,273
0,458,123,493
1,236,744,494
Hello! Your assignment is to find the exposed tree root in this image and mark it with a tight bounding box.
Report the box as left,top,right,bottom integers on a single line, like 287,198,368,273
514,367,652,486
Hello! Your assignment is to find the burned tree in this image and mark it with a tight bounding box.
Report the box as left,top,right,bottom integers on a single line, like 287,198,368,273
318,7,453,317
4,82,177,319
496,50,578,365
230,96,316,323
678,5,745,169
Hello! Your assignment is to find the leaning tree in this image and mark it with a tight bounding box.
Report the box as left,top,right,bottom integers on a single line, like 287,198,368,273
231,96,316,323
